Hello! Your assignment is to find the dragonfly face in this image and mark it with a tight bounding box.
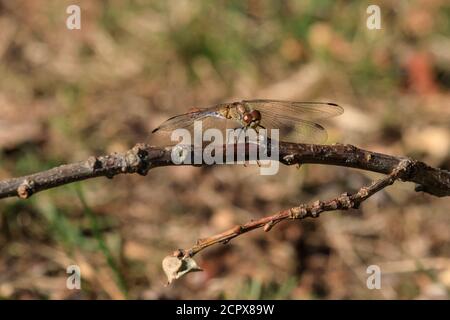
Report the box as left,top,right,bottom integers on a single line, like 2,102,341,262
242,110,262,129
225,103,262,129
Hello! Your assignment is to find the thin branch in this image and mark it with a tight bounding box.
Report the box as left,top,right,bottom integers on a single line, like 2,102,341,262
174,159,415,258
0,142,449,199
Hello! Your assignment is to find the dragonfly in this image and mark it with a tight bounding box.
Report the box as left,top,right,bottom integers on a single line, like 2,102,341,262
152,100,343,144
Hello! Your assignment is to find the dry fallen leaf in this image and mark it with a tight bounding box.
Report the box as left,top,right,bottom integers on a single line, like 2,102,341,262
162,255,202,284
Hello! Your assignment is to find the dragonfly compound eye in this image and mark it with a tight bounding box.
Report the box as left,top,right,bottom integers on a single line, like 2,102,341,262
243,113,252,124
250,110,261,121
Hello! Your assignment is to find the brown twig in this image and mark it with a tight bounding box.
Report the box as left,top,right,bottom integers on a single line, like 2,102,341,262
175,159,415,258
0,142,449,199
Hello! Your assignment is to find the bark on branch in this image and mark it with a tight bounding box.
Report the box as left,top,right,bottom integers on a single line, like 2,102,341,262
0,142,448,200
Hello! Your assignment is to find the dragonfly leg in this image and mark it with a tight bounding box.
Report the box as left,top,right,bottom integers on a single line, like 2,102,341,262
248,125,264,167
255,125,266,140
254,127,261,167
255,125,270,167
236,127,246,144
243,127,248,167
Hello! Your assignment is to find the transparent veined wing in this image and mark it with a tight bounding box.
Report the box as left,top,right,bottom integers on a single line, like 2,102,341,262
242,100,344,121
242,100,342,143
258,112,328,144
152,107,225,133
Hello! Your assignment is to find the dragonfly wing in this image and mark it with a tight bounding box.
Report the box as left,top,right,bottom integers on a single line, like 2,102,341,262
243,100,343,121
152,109,224,133
258,112,328,144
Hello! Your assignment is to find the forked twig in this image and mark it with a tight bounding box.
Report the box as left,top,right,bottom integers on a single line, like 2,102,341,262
174,159,414,259
0,142,447,283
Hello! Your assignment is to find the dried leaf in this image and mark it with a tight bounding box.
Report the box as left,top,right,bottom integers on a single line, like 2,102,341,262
162,256,202,284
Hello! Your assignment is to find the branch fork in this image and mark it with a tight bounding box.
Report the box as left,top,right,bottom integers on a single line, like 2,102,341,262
162,159,419,283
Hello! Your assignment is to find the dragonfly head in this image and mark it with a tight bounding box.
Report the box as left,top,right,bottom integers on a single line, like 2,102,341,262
243,110,261,128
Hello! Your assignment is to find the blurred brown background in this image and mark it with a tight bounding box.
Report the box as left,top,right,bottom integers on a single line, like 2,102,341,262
0,0,449,299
